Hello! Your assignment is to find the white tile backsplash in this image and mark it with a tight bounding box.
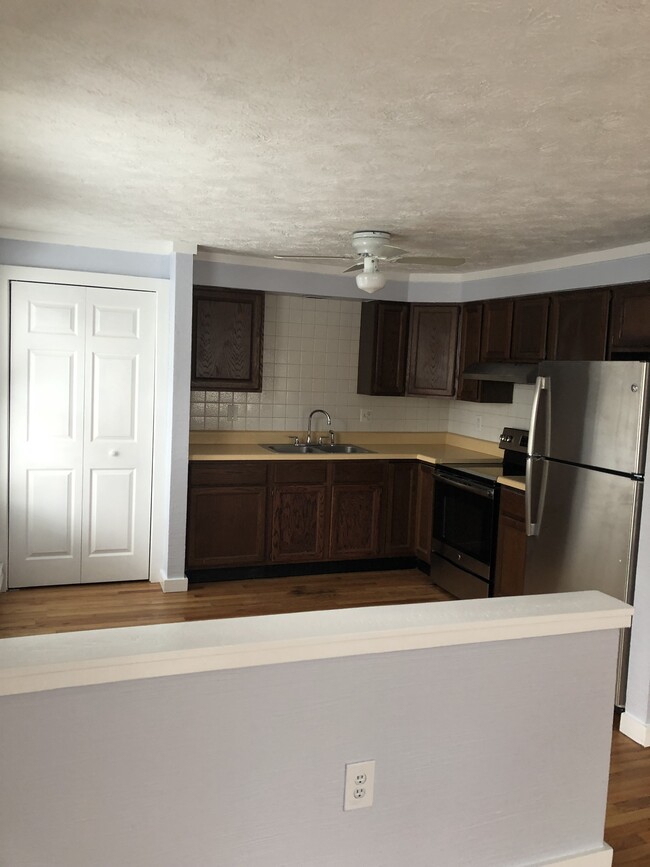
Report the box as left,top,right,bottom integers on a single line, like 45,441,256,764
190,294,533,441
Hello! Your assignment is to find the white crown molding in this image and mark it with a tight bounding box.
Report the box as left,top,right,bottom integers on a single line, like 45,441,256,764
0,228,197,256
450,240,650,283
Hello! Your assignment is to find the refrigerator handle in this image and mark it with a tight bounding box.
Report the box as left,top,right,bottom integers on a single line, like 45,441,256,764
525,455,548,537
528,375,549,458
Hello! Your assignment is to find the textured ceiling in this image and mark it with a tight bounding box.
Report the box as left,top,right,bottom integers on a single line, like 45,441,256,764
1,0,649,270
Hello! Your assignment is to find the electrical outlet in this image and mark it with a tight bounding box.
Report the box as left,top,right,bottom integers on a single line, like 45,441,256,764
343,760,375,811
475,414,483,432
226,404,237,420
360,409,373,422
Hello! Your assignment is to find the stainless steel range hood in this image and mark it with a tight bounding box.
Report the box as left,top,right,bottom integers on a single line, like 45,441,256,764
462,362,539,384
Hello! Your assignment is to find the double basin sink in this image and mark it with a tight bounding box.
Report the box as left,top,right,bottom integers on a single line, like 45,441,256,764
262,443,374,455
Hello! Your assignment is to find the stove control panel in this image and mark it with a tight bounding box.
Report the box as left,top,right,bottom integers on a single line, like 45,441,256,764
499,427,529,452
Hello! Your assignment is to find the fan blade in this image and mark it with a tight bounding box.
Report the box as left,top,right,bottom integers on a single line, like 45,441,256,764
273,255,352,261
343,260,364,273
393,256,466,267
378,244,408,257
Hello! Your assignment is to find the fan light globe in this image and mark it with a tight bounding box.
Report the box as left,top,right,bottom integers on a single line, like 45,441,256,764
356,271,386,293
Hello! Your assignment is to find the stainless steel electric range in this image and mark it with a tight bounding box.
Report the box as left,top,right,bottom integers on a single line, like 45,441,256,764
430,427,528,599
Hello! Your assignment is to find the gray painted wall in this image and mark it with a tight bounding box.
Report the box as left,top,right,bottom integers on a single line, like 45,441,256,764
0,630,618,867
193,257,411,301
0,237,170,279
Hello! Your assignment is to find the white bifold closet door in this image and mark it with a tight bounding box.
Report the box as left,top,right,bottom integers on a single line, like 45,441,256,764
9,282,156,587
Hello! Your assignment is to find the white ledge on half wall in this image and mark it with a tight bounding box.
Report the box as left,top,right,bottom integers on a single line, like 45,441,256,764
0,591,632,698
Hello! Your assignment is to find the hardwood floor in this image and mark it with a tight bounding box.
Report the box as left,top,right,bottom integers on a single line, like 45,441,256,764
0,568,453,638
1,569,648,865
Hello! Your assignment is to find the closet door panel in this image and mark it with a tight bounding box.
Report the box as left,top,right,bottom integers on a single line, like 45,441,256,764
9,283,85,587
81,287,156,583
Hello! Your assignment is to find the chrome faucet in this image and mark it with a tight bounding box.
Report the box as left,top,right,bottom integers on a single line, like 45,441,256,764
306,409,331,445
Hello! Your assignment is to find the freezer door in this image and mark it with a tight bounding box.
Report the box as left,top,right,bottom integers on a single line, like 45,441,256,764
535,361,649,474
524,460,643,601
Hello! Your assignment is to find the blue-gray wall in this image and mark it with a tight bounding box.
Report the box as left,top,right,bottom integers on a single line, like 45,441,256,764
0,630,618,867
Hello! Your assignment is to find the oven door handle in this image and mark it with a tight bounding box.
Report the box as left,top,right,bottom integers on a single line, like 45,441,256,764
433,470,495,500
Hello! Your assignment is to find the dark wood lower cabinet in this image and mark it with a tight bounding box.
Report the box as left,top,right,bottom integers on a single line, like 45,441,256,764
329,485,383,559
414,464,435,563
493,487,526,597
270,485,327,562
187,461,269,568
384,462,416,556
186,486,267,568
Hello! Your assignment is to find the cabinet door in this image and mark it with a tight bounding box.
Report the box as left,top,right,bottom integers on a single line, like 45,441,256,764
329,485,383,559
186,486,267,567
456,303,514,403
192,286,264,390
547,288,610,361
480,299,513,361
384,462,416,556
609,282,650,354
270,485,327,562
357,301,409,395
456,303,482,402
414,464,435,563
493,488,526,597
511,296,550,362
406,304,459,396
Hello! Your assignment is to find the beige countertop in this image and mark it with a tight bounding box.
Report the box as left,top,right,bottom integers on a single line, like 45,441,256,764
188,431,527,489
189,431,502,465
498,475,526,491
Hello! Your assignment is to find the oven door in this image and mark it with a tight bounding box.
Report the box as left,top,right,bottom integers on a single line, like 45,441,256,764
431,469,497,599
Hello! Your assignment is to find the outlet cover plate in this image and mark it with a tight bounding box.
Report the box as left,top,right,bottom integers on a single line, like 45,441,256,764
343,760,375,811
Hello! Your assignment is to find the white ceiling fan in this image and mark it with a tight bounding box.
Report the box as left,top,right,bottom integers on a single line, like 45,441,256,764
274,230,466,293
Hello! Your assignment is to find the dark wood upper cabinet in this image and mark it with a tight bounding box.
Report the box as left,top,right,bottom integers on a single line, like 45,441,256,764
357,301,458,398
357,301,410,395
192,286,264,390
609,282,650,355
480,299,514,362
406,304,460,397
510,296,550,362
547,287,610,361
456,302,513,403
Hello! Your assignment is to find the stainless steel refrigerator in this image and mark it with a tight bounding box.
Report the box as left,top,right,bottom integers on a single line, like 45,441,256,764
525,361,649,706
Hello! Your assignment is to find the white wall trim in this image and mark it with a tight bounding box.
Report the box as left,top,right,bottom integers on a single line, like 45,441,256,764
0,228,196,256
441,241,650,283
534,844,612,867
619,711,650,747
0,264,171,593
0,591,631,697
159,571,189,593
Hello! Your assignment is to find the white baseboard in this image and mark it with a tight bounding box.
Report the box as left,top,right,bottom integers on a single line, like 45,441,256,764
159,571,188,593
620,711,650,747
534,844,612,867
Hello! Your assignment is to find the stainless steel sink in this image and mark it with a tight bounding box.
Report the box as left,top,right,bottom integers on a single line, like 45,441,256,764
316,444,374,454
262,444,322,454
262,443,374,455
